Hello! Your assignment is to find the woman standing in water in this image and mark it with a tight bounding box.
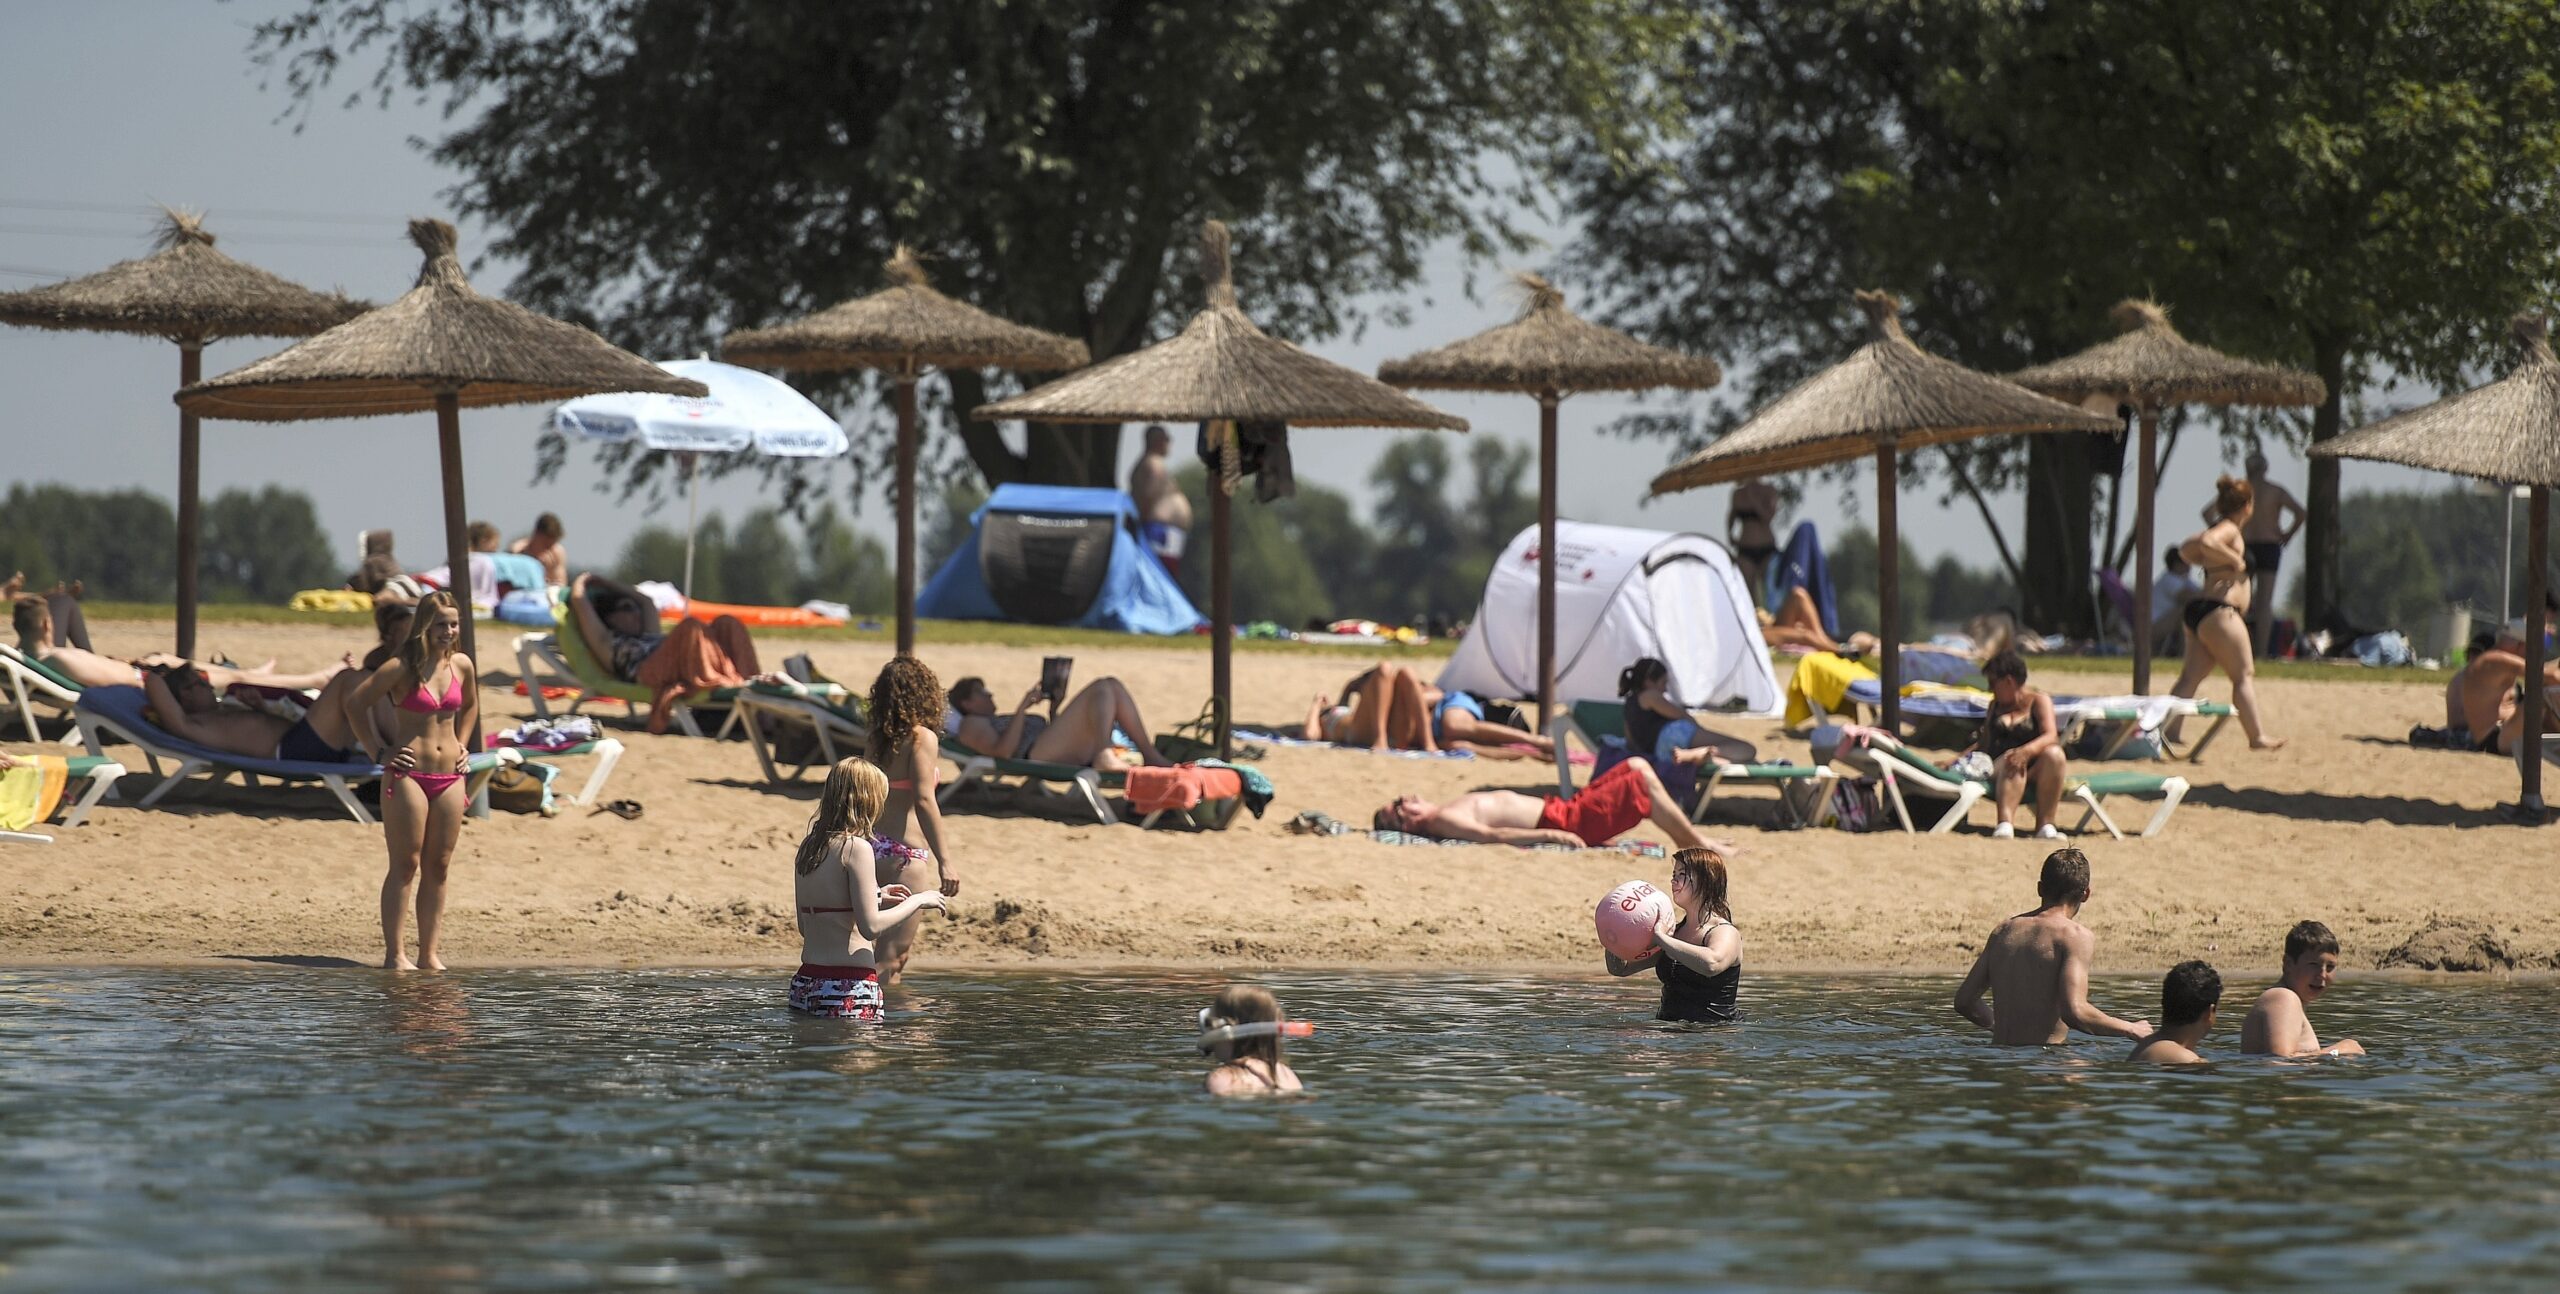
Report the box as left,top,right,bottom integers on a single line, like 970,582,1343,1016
348,590,476,970
2168,476,2285,750
867,657,961,980
791,757,947,1020
1605,846,1742,1023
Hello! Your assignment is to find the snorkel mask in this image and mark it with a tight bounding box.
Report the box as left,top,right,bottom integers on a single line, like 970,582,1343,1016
1196,1007,1315,1055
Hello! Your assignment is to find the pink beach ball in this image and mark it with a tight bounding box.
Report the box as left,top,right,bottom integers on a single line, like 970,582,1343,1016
1594,880,1673,960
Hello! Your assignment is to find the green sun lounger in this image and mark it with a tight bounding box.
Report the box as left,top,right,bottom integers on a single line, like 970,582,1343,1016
2,642,87,744
511,591,744,738
1549,699,1834,827
736,683,869,784
942,737,1125,825
1843,732,2189,839
0,753,126,844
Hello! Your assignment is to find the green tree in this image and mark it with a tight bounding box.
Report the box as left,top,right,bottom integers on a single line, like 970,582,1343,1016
199,487,338,604
1168,464,1371,628
1569,0,2560,636
253,0,1688,511
615,516,727,598
0,484,178,601
921,478,989,577
800,504,894,613
717,509,802,608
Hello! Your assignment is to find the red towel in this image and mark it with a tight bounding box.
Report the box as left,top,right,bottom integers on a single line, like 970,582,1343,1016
1125,765,1243,815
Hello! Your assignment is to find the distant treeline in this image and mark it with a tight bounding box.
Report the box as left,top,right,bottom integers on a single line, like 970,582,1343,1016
2296,487,2560,633
0,483,336,604
613,505,892,612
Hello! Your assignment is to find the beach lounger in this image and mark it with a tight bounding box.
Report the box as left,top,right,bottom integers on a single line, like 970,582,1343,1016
1836,678,2235,762
1547,699,1834,827
735,682,869,784
0,754,126,844
941,738,1124,825
510,591,743,739
2,643,88,744
508,738,626,808
1838,732,2189,839
73,684,519,825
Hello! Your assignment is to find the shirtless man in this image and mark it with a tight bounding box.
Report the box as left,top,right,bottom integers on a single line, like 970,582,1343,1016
2240,920,2367,1057
1373,758,1718,851
2201,451,2302,654
2129,960,2221,1065
1953,848,2152,1045
2457,620,2560,757
1129,424,1192,577
141,663,372,765
508,512,570,587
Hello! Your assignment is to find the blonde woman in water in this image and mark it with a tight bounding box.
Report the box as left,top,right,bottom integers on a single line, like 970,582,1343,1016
790,757,947,1020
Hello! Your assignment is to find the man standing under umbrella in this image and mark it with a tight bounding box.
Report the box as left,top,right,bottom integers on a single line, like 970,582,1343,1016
1129,424,1191,577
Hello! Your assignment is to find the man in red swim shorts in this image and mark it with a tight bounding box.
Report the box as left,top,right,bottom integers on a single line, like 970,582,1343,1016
1373,758,1721,850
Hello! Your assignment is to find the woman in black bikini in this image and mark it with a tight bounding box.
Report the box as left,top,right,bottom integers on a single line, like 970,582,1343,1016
1603,846,1742,1023
2168,476,2286,751
1963,650,2064,839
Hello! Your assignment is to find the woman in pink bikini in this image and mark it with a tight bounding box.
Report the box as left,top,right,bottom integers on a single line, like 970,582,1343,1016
349,590,477,970
792,757,947,1019
865,656,961,982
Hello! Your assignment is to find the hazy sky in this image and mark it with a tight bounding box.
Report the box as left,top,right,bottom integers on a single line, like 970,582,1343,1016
2,3,2456,592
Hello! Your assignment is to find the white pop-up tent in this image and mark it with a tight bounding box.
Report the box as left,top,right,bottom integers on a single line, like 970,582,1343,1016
1437,520,1781,717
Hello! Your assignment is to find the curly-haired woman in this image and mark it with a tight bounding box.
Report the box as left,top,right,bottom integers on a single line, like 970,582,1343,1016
866,656,960,979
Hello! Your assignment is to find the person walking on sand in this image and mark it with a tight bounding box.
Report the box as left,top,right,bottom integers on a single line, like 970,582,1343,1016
1200,984,1305,1095
346,591,477,971
2201,451,2303,655
791,756,947,1020
1130,424,1192,577
2240,920,2367,1058
2166,476,2285,752
866,656,963,983
1953,848,2152,1046
2129,961,2222,1065
1604,845,1744,1023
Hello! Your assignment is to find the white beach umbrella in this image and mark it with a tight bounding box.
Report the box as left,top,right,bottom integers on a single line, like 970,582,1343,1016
550,358,851,598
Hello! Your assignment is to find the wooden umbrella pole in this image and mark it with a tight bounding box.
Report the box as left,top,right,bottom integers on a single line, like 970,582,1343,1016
175,343,203,660
435,390,475,665
893,371,920,657
2132,405,2159,694
1537,390,1561,730
2519,484,2549,820
1877,439,1902,734
1211,423,1235,760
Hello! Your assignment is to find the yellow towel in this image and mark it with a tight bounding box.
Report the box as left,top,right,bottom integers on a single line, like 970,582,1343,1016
289,588,378,613
1784,651,1879,727
0,756,68,831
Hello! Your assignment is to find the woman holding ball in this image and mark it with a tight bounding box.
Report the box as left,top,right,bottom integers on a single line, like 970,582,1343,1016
1604,846,1742,1022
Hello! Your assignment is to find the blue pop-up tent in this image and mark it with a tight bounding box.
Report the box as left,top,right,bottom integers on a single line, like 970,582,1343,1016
917,484,1205,636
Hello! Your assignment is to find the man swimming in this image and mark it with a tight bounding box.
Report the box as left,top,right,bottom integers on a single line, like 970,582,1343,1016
2239,920,2367,1057
2129,961,2221,1065
1953,847,2152,1045
1374,758,1720,851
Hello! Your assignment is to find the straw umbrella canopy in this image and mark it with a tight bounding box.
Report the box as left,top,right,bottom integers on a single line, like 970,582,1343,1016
178,218,705,662
2011,300,2327,693
0,209,364,657
720,247,1089,656
2312,315,2560,821
976,220,1469,757
1650,290,2116,731
1379,274,1723,726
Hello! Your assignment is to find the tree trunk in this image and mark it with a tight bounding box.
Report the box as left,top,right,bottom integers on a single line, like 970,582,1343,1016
948,366,1124,490
2020,433,2099,636
2302,334,2350,636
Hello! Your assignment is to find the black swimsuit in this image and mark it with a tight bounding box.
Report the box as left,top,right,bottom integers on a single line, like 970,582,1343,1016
1977,707,2038,762
1655,917,1740,1023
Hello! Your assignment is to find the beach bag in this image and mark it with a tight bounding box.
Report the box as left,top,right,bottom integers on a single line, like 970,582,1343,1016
484,762,559,816
1828,777,1888,833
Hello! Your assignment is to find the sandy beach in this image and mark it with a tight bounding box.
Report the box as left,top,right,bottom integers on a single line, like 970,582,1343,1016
4,615,2552,975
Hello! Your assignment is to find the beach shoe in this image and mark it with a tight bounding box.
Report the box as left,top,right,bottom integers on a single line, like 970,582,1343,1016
588,798,644,821
2034,823,2062,839
1991,822,2016,840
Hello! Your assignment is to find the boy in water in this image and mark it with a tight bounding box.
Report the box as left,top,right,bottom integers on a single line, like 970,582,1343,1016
2130,961,2221,1065
1953,847,2152,1045
2240,920,2367,1057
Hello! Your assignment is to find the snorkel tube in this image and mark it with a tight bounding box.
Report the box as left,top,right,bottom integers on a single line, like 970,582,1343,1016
1196,1007,1316,1054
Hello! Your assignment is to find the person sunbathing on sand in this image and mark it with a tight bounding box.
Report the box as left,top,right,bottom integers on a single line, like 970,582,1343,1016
1374,758,1720,851
2129,961,2221,1065
1306,663,1551,758
14,596,350,692
1953,847,2151,1046
2456,620,2560,758
947,674,1171,771
2240,921,2366,1058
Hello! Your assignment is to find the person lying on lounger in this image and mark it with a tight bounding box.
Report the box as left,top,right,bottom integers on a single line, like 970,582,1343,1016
13,596,350,692
1303,663,1552,758
946,674,1172,772
571,573,768,733
1372,758,1720,851
139,662,373,765
1617,656,1754,769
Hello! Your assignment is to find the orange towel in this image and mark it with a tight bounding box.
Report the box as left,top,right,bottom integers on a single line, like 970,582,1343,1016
1125,765,1243,815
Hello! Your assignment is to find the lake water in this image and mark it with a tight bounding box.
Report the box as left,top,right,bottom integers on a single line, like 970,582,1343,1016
0,968,2553,1291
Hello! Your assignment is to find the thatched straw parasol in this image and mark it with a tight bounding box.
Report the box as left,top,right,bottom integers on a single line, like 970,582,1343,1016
0,209,364,657
977,220,1468,756
2012,300,2327,693
2312,315,2560,820
1379,274,1722,725
1650,290,2114,731
179,219,705,661
721,247,1089,656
